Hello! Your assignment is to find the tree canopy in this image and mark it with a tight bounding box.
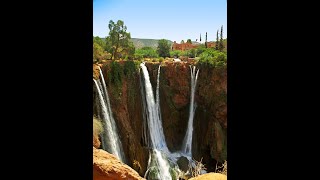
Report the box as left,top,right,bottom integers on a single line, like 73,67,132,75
105,20,135,60
157,39,170,58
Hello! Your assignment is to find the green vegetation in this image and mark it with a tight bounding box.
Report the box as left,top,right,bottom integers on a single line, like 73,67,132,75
135,46,159,59
170,50,182,58
123,60,138,78
94,36,106,50
94,19,226,66
158,57,164,63
93,41,104,62
108,61,123,87
197,48,227,67
105,20,135,60
157,39,171,58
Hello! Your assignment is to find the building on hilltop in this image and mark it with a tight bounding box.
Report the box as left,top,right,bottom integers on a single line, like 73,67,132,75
172,41,216,51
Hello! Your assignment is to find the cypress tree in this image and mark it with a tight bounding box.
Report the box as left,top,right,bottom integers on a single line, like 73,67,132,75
215,29,219,50
219,25,224,51
205,32,208,48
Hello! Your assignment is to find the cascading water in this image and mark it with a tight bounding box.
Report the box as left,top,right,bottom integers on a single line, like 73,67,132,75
93,67,126,163
140,63,168,151
140,62,172,180
181,65,199,157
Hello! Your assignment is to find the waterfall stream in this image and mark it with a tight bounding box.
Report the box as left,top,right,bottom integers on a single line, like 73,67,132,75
182,66,199,157
140,62,172,180
93,67,126,163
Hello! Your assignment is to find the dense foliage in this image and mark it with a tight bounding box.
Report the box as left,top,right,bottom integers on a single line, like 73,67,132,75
198,48,227,67
157,39,170,58
105,20,135,60
135,47,158,58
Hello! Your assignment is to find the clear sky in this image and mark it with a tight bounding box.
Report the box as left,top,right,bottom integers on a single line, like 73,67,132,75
93,0,227,42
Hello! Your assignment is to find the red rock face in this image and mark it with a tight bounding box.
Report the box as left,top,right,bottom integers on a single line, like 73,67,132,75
94,61,227,175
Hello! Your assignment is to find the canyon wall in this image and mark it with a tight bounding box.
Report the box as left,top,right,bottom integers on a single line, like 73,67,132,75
93,60,227,175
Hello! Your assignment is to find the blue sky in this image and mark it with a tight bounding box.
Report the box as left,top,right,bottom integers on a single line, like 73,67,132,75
93,0,227,42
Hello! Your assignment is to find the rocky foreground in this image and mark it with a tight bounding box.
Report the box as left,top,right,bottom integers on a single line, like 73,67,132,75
93,147,145,180
189,172,227,180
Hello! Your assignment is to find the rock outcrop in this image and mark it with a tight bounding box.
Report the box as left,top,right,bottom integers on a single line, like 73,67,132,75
93,147,145,180
189,173,227,180
93,63,101,80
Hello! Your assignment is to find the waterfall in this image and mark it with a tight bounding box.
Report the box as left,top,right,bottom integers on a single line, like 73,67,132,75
140,63,168,151
181,65,199,156
93,67,126,163
140,62,172,180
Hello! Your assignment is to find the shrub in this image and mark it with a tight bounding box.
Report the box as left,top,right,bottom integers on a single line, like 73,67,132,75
158,57,164,63
216,160,227,175
134,53,143,61
123,60,137,77
135,47,158,58
198,48,227,67
108,61,123,87
188,158,207,178
170,50,182,58
93,116,103,137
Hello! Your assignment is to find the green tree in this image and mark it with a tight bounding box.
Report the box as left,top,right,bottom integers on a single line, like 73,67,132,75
93,42,104,62
187,39,192,44
180,40,185,44
219,25,224,51
105,20,135,60
170,50,182,58
215,30,219,50
135,47,158,58
93,36,106,50
196,44,206,57
157,39,170,58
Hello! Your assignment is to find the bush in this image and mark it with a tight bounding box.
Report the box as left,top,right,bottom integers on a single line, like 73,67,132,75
198,48,227,67
170,50,182,58
195,44,206,56
134,53,143,61
93,117,103,137
135,47,158,58
123,60,137,77
108,61,123,86
158,57,164,63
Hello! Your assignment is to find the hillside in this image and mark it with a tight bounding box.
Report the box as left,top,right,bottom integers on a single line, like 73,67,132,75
131,38,173,49
96,37,226,50
98,37,173,49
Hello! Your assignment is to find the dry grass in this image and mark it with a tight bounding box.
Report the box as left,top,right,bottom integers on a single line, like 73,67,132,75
215,160,227,175
93,116,103,137
189,158,207,178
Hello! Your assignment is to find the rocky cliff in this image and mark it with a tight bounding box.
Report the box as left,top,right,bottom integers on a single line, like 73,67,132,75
93,60,227,175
